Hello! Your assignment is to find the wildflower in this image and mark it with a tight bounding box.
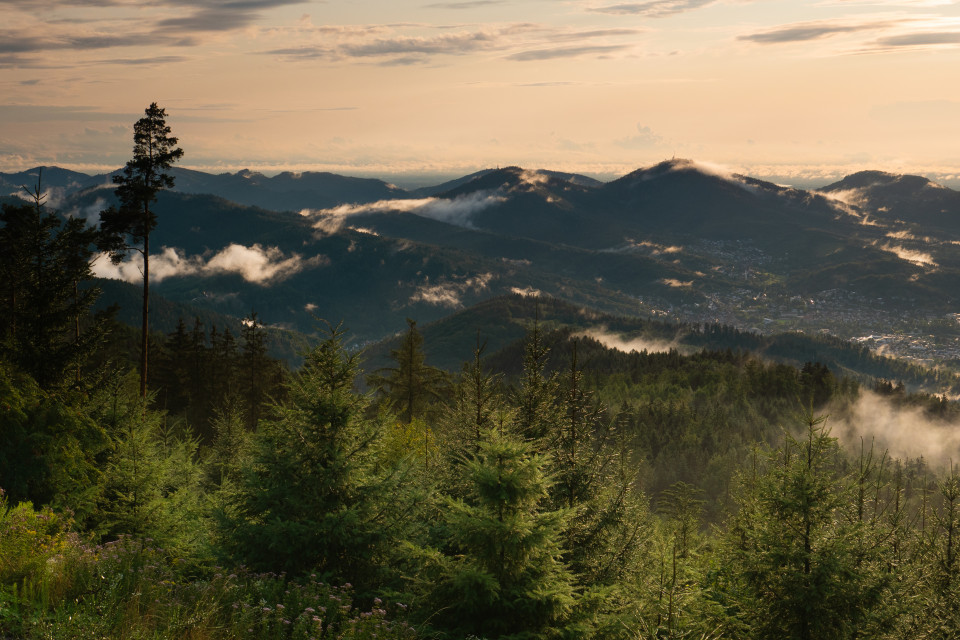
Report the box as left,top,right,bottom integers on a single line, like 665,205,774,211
276,604,285,610
305,607,315,613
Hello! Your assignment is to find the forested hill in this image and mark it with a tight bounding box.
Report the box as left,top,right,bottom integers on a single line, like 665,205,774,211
364,294,955,394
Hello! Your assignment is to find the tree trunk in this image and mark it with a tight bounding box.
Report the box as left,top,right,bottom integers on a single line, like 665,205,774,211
140,228,149,398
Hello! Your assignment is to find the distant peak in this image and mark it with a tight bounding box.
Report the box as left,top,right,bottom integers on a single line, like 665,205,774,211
823,170,936,192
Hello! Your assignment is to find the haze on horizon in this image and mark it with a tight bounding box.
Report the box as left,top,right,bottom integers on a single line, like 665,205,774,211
2,0,960,186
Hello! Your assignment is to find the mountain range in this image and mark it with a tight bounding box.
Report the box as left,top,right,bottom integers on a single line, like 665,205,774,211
3,159,959,371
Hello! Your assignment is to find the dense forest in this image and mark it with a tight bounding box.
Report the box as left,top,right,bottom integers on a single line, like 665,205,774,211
4,109,960,640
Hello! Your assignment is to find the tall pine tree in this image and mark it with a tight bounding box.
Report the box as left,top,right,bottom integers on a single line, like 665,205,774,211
99,102,183,397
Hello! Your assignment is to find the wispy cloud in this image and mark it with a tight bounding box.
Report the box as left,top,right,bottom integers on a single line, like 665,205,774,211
262,22,638,65
738,20,893,44
615,123,665,149
833,391,960,467
872,241,937,267
424,0,505,8
507,44,629,61
589,0,716,18
307,191,507,233
573,326,686,354
0,0,311,67
872,30,960,47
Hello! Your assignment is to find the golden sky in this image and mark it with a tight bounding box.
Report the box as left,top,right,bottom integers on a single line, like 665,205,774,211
2,0,960,184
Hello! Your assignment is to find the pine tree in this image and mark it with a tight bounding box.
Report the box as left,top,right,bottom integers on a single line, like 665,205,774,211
367,318,448,424
0,172,100,391
721,416,885,640
92,370,204,553
239,311,275,429
222,326,401,583
514,313,563,443
444,334,501,458
99,102,184,397
429,427,577,640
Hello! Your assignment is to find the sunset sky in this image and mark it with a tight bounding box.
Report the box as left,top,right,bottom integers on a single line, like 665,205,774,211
2,0,960,185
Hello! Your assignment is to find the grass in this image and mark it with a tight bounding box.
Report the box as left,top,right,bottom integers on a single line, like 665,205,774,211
0,496,417,640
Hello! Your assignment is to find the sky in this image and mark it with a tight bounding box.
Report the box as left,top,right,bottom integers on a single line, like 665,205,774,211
2,0,960,186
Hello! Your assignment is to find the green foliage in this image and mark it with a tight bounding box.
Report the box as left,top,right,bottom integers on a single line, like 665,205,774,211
0,362,106,522
222,326,408,586
368,318,449,424
720,417,891,640
0,495,77,588
0,178,101,391
1,524,417,640
88,370,206,555
149,314,286,441
426,428,576,639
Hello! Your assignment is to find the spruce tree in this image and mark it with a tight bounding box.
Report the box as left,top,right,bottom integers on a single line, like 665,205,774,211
0,172,100,391
99,102,183,397
430,427,577,640
721,416,884,640
368,318,448,424
222,326,400,583
514,313,563,443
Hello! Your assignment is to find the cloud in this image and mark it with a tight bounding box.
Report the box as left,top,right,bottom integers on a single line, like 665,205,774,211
872,30,960,47
0,105,136,122
546,28,643,42
738,21,889,44
424,0,505,7
832,391,960,467
615,124,665,149
507,44,629,61
660,278,694,287
64,196,107,225
263,22,638,65
91,243,325,285
0,0,310,65
511,286,541,297
410,272,494,307
339,31,501,58
573,326,686,354
873,242,937,267
589,0,716,18
308,191,507,234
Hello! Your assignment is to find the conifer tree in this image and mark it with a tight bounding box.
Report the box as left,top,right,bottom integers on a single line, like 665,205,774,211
99,102,183,397
0,172,100,391
914,466,960,637
429,427,577,640
721,416,884,640
239,311,275,429
222,326,402,583
368,318,448,424
92,371,204,553
444,334,501,458
515,313,563,443
551,339,647,586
